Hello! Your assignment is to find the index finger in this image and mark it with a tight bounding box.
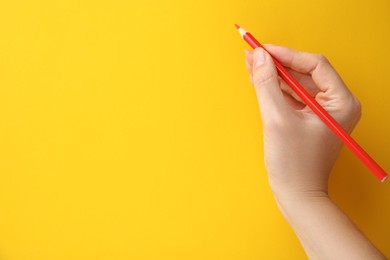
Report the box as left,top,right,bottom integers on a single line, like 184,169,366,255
263,44,351,96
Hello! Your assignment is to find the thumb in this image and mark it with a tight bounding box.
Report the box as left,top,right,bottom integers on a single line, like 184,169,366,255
252,47,290,126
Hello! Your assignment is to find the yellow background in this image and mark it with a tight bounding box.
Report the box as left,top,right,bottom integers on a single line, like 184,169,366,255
0,0,389,259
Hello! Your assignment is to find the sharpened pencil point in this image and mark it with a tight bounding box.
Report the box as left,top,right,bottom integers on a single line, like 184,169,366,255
235,24,240,29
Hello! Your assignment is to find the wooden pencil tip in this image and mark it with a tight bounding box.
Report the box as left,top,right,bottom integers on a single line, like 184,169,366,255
235,24,240,29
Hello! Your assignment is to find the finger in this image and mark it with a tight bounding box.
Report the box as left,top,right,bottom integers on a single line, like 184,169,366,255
263,44,351,96
245,50,254,83
279,78,305,104
282,90,306,110
245,50,253,67
250,48,323,107
286,68,320,97
252,47,291,125
249,49,320,105
252,56,320,99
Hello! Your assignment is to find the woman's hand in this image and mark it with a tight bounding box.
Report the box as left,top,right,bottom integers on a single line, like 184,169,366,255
245,45,386,259
245,45,361,197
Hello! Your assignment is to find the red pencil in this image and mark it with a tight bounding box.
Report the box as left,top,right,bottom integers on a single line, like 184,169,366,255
235,24,388,182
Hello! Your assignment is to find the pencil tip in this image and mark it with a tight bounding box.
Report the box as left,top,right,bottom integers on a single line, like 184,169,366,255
235,24,240,29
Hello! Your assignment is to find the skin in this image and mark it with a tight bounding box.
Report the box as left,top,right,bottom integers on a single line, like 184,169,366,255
245,45,386,259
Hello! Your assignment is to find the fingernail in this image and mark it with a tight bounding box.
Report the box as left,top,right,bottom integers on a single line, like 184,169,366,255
254,48,265,68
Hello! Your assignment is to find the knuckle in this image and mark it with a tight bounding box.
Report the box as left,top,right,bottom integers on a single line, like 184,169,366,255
351,96,362,119
340,95,362,130
316,54,329,65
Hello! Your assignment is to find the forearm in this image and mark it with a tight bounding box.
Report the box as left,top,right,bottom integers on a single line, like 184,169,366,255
273,190,386,260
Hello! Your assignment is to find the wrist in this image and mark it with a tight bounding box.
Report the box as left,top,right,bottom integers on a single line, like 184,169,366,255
273,188,330,208
267,173,330,216
267,173,329,199
272,186,331,224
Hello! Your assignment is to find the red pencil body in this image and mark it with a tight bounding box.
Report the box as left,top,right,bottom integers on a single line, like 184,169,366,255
238,27,388,182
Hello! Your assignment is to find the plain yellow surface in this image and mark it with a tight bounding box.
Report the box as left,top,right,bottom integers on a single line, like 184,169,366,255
0,0,389,259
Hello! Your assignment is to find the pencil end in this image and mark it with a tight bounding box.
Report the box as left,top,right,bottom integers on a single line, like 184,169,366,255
381,175,388,183
235,24,240,29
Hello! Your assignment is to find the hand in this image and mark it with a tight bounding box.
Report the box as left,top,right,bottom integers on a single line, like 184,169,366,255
245,45,361,197
245,45,385,259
